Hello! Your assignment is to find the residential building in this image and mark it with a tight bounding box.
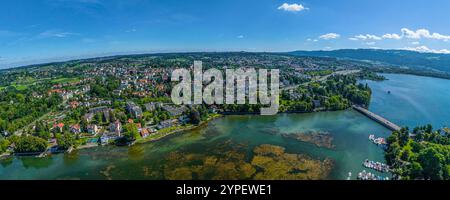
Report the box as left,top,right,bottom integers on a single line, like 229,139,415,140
100,133,118,145
110,120,122,137
87,124,99,135
70,124,81,134
144,102,162,112
53,123,65,132
126,102,143,118
161,104,188,117
140,128,150,138
157,119,177,130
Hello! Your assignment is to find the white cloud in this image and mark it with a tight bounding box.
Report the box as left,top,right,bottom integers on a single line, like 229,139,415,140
349,34,382,41
381,28,450,41
400,28,450,41
402,45,450,54
278,3,307,12
39,30,77,38
382,33,402,40
319,33,340,40
364,42,376,46
237,35,245,39
411,41,420,45
350,28,450,42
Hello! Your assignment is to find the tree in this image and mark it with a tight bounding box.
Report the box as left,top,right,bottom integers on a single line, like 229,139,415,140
109,110,116,123
418,147,445,180
0,138,10,153
94,112,103,124
386,126,450,180
80,118,88,132
56,133,77,150
123,123,139,141
14,136,48,153
444,165,450,180
36,131,52,140
409,162,423,180
188,108,201,125
34,121,51,140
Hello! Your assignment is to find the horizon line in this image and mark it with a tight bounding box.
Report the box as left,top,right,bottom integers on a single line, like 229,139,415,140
0,48,445,71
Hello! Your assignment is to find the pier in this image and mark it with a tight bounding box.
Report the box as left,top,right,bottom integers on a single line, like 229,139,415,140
352,105,401,132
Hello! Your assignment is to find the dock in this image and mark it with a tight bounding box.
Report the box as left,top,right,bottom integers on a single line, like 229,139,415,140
352,105,401,132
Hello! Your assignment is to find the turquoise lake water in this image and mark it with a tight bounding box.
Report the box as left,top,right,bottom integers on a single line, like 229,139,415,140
361,73,450,129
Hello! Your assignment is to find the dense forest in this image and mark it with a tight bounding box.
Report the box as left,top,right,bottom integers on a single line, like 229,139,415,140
385,125,450,180
0,88,62,133
280,75,372,112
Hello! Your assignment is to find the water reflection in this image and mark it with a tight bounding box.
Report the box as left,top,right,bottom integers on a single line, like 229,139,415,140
19,156,53,169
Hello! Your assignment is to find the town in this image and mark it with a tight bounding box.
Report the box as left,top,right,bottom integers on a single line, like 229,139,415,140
171,61,280,115
0,52,376,158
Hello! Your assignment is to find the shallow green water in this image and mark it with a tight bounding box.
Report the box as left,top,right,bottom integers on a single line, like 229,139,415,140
1,73,449,180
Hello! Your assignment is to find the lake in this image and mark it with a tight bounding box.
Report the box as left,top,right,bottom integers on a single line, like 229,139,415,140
361,73,450,129
1,73,449,180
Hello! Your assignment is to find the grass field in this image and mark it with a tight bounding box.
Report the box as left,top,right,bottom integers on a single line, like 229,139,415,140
12,84,28,91
0,84,29,91
50,77,80,84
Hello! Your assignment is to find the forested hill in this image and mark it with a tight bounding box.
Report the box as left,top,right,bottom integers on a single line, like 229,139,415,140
288,49,450,73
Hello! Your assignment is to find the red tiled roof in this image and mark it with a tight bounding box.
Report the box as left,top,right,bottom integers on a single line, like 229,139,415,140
70,124,81,129
53,123,65,128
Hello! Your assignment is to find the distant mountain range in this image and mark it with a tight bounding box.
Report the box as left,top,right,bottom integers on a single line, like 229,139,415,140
288,49,450,73
4,49,450,73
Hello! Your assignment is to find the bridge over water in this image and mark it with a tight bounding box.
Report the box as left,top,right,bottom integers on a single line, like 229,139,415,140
352,105,402,132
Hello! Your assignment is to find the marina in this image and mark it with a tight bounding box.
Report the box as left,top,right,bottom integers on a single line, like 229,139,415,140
363,159,390,173
369,134,387,146
357,170,390,180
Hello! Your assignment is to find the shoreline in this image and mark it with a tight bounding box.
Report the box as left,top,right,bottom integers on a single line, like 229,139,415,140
375,71,450,81
76,108,353,150
136,114,223,144
70,114,224,153
2,108,364,159
0,153,11,159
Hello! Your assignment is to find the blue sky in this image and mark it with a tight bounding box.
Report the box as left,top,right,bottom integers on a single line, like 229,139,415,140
1,0,450,68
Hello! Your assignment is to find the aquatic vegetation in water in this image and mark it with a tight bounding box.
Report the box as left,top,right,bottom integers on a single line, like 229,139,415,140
158,143,333,180
100,165,116,180
162,148,254,180
282,131,335,149
251,144,334,180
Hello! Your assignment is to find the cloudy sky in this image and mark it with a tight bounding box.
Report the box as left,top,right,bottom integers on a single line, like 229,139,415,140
1,0,450,68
